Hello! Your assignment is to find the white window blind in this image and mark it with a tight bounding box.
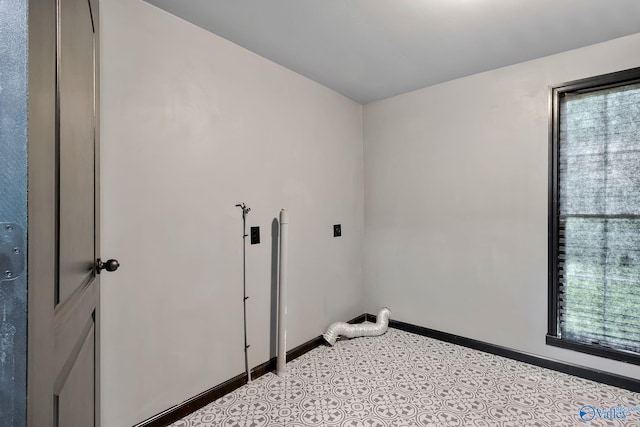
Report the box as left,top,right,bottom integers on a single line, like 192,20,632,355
558,82,640,354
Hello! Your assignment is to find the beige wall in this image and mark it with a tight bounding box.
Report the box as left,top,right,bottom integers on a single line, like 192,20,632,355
100,1,364,425
364,32,640,381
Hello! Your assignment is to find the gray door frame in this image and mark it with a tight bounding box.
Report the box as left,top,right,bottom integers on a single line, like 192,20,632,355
0,0,28,425
27,0,101,425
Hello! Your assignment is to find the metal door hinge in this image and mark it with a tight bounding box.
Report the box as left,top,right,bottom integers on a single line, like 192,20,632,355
0,223,25,282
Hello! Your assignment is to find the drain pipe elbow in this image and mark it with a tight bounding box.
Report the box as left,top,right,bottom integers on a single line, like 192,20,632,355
323,307,391,346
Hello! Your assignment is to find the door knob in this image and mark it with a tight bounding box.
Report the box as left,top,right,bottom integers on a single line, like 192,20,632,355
96,258,119,273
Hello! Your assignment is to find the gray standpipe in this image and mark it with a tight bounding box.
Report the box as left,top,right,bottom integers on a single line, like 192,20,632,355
277,208,289,377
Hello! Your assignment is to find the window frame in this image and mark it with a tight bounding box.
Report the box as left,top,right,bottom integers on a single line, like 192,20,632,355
547,66,640,365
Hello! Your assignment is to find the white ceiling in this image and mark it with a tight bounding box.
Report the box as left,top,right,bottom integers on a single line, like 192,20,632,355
145,0,640,104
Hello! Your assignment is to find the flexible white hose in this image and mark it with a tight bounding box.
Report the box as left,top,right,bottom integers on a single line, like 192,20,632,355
277,209,289,376
323,307,391,346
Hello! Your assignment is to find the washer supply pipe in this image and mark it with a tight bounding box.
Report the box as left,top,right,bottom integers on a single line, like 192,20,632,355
277,208,289,377
323,307,391,346
235,203,252,383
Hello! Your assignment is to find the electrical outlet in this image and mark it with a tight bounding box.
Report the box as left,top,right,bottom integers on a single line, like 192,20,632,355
333,224,341,237
250,226,260,244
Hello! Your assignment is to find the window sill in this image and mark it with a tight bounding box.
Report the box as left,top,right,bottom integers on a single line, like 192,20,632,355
546,335,640,366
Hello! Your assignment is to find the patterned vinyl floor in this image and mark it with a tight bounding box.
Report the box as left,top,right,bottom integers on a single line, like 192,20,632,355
170,327,640,426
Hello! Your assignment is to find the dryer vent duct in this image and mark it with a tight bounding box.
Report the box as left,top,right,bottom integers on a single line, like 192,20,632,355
323,307,391,346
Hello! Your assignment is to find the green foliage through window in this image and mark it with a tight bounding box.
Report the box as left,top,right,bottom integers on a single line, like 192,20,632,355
550,72,640,361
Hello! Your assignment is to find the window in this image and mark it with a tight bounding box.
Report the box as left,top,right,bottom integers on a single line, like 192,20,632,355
548,67,640,364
